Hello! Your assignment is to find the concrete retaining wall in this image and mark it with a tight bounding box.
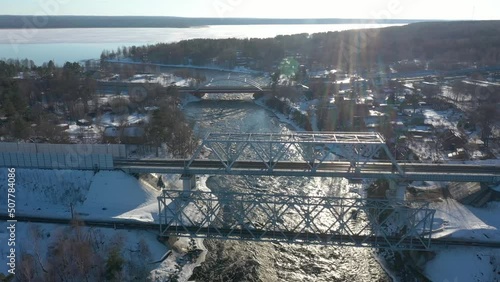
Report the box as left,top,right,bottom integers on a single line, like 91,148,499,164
0,152,113,170
0,142,123,170
0,142,126,158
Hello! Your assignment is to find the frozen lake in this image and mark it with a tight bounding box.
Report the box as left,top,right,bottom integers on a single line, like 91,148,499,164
0,23,405,65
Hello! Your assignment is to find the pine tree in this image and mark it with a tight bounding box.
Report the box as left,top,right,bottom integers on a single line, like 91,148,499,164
105,248,124,281
157,175,165,188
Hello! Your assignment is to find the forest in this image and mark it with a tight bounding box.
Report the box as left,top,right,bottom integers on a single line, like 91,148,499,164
101,21,500,73
0,59,196,157
2,20,500,147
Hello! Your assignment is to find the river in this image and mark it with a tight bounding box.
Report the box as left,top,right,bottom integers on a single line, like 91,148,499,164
182,95,390,281
2,22,401,280
0,23,405,65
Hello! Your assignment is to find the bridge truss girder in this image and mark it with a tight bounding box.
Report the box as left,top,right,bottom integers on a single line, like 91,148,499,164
188,132,404,175
158,190,435,250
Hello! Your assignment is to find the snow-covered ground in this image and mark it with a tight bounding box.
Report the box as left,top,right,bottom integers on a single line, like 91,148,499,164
426,247,500,282
423,198,500,281
403,101,499,281
422,108,460,131
430,198,497,239
0,221,167,280
254,97,307,131
0,169,204,281
0,169,160,222
128,73,194,88
405,104,497,162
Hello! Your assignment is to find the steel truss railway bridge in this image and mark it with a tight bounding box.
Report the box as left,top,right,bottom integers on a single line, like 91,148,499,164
114,132,500,250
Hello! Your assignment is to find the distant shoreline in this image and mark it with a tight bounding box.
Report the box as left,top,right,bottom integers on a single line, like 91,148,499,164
0,15,425,29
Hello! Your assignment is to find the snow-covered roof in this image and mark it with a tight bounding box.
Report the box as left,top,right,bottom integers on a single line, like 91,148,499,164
78,119,91,124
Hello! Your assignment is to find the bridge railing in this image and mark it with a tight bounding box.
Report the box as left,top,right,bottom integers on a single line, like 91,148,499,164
158,190,435,250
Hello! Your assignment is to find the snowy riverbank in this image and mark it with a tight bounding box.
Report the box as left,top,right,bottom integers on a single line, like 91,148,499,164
0,169,206,281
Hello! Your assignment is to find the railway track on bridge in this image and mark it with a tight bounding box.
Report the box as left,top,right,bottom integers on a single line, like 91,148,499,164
4,215,500,250
0,215,158,231
115,159,500,173
114,159,500,182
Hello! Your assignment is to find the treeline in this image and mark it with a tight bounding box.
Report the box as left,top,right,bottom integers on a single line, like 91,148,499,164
0,60,98,141
0,59,36,77
10,222,153,281
265,97,313,130
102,21,500,72
102,38,285,71
145,98,197,158
450,80,500,145
0,59,197,155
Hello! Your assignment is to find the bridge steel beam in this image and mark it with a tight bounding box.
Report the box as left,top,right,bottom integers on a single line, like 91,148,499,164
187,132,404,177
117,164,500,182
158,190,436,250
197,77,266,92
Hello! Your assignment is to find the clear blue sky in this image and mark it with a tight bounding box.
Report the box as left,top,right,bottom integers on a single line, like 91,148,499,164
2,0,499,20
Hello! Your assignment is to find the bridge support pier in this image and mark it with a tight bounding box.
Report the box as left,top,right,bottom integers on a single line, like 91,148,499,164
389,179,407,201
181,174,196,192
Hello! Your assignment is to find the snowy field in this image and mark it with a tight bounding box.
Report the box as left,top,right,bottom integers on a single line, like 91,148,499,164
0,221,167,280
0,169,204,281
424,198,500,281
0,169,160,222
403,100,500,281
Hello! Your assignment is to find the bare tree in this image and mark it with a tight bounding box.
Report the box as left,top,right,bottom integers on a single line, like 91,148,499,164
110,97,130,115
44,221,105,281
451,80,466,102
17,253,38,282
474,103,498,147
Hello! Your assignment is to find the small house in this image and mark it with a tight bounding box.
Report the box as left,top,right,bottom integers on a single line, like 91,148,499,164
103,126,145,144
442,129,467,151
